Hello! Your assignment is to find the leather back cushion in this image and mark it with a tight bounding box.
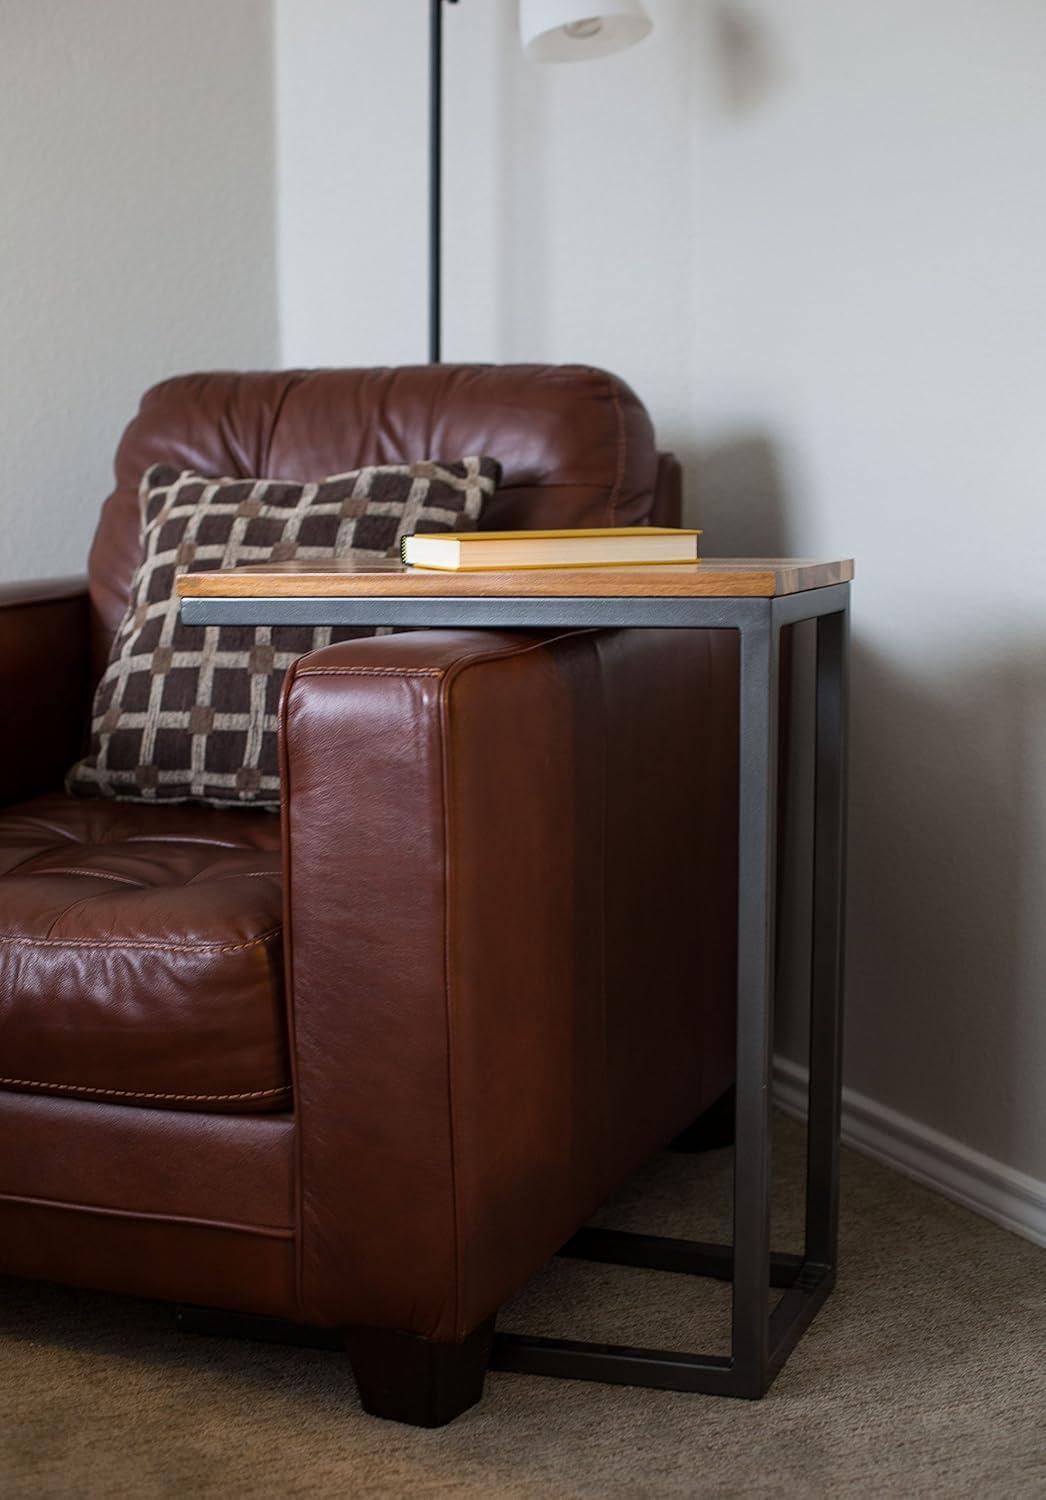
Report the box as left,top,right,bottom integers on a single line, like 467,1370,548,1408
88,365,659,671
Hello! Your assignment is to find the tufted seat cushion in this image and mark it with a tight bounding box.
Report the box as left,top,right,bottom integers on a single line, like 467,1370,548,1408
0,794,289,1113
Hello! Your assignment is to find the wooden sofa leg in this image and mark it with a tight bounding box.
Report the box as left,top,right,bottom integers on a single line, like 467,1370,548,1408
669,1085,737,1152
344,1316,497,1427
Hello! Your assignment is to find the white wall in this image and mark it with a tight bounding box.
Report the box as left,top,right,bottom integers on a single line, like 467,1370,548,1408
0,0,278,582
277,0,1046,1211
276,0,699,446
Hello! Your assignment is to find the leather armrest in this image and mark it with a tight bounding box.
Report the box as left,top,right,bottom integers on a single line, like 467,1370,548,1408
280,624,738,1339
0,577,92,806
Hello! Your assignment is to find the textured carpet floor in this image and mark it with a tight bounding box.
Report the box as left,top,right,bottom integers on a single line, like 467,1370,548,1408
1,1116,1043,1498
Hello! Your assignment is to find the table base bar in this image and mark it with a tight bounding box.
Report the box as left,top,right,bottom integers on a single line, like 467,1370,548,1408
175,1233,831,1400
557,1226,804,1288
492,1258,831,1398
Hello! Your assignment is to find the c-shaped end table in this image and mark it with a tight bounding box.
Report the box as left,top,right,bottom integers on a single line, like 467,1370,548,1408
180,555,852,1400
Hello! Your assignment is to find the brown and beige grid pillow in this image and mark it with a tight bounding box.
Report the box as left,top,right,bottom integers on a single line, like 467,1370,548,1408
67,457,498,808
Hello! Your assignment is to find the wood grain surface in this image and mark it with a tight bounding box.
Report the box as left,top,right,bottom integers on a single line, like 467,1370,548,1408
177,558,853,600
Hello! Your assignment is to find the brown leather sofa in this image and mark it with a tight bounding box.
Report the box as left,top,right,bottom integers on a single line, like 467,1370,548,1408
0,364,736,1426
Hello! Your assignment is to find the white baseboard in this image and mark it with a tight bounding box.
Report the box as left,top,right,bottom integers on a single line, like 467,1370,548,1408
773,1055,1046,1249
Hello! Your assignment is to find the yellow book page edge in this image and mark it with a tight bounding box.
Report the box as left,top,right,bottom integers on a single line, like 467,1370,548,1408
408,558,704,573
428,527,702,543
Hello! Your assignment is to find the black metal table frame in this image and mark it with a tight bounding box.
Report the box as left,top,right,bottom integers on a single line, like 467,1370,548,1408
183,581,850,1400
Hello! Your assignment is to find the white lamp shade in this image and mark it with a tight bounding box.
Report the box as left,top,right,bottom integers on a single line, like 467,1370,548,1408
520,0,653,63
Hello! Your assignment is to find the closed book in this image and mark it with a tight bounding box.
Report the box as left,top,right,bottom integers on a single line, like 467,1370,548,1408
401,526,701,572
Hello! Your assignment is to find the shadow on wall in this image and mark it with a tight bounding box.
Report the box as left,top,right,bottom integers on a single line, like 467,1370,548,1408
843,635,1044,1170
683,430,1043,1178
763,605,1042,1178
676,429,815,1061
676,433,796,555
706,0,785,116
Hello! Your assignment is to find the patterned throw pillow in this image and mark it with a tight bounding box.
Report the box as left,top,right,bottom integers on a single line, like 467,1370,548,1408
67,457,498,808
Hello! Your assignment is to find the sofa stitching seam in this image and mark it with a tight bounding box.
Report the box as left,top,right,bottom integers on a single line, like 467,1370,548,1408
279,672,308,1319
0,1078,290,1103
0,926,282,953
262,371,304,474
294,667,446,679
605,374,627,524
9,820,82,844
437,670,464,1338
442,629,603,690
24,869,146,887
0,1190,294,1239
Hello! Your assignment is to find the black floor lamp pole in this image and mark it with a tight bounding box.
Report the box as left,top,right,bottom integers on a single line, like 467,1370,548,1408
429,0,458,364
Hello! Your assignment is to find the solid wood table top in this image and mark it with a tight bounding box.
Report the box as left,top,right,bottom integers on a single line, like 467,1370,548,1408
177,557,853,600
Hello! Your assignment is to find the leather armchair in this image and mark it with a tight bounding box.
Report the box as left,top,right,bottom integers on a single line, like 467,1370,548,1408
0,365,737,1426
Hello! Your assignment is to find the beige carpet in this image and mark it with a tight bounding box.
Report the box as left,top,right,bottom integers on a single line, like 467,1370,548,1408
1,1117,1043,1499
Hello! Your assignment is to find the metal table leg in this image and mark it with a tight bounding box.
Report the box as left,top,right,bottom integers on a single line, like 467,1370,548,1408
491,587,849,1397
728,601,780,1394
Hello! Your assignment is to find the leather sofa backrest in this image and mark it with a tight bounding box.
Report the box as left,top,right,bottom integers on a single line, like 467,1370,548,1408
88,364,660,671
